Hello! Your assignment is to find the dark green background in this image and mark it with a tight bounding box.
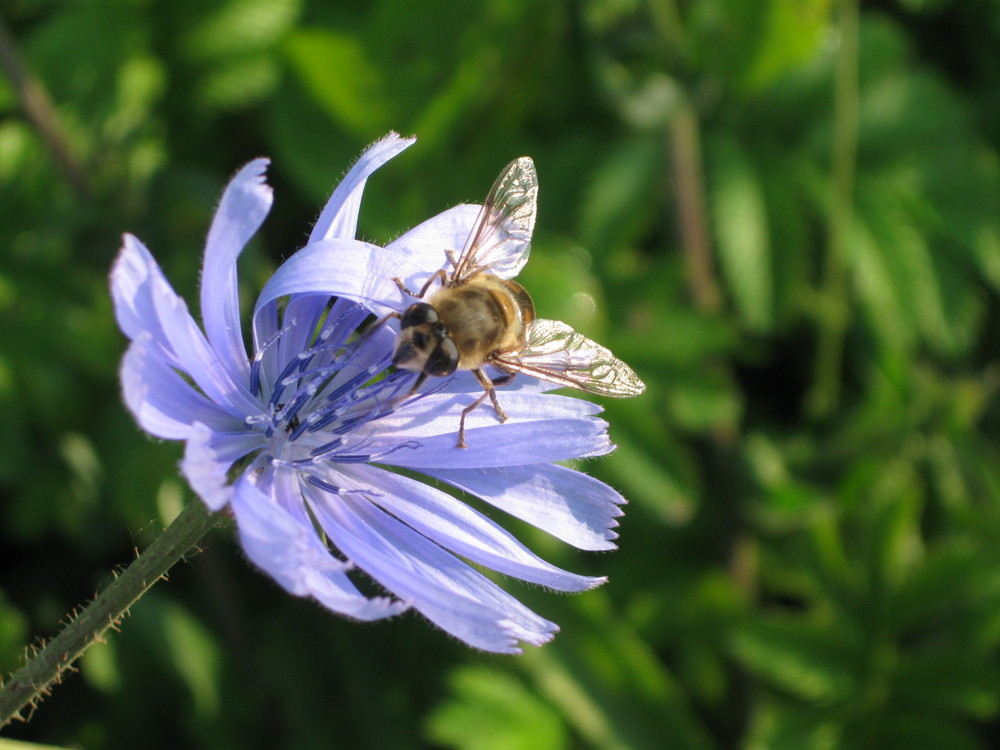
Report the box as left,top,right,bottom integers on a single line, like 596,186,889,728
3,0,1000,748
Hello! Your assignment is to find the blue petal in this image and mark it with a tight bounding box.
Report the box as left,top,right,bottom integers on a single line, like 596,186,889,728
273,295,333,371
181,423,263,511
308,487,558,653
250,293,332,397
259,134,416,353
111,234,175,350
254,238,395,317
336,464,606,591
374,418,612,469
383,204,481,295
230,472,407,621
121,334,243,440
200,158,273,389
364,390,611,468
427,463,626,551
150,269,260,416
429,368,563,395
113,231,260,417
381,391,604,440
309,132,415,243
254,205,480,319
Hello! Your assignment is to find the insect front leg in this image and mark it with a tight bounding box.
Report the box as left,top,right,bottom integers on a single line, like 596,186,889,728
456,368,508,449
393,268,447,299
354,310,400,346
408,371,429,396
369,310,400,331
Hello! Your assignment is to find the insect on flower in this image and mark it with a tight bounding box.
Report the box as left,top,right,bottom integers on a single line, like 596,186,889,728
112,134,636,654
389,157,646,448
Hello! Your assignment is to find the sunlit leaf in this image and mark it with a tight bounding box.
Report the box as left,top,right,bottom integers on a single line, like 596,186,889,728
283,29,394,136
729,617,857,702
709,136,773,332
426,665,568,750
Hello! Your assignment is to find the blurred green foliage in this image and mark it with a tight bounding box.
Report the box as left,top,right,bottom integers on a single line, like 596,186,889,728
3,0,1000,747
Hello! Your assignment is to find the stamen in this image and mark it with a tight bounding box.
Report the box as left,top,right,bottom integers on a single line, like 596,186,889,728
276,384,318,428
244,413,271,427
368,440,420,461
250,323,290,398
305,474,345,493
322,366,380,405
310,437,344,458
311,307,357,348
304,474,378,496
244,309,425,459
269,354,309,409
326,454,375,463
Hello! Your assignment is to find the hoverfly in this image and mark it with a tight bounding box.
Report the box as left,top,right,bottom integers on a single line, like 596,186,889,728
391,157,645,448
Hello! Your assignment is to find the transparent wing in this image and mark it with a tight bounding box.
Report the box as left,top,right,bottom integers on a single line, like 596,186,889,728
493,319,646,397
451,157,538,282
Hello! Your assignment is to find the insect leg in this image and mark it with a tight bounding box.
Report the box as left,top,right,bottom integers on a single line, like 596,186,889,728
474,367,509,423
490,371,517,388
408,371,429,395
392,268,447,299
369,310,400,330
353,310,399,347
457,368,508,449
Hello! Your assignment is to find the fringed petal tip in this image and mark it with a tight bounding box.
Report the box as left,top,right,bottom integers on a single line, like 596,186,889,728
427,463,627,553
309,132,416,244
497,618,559,655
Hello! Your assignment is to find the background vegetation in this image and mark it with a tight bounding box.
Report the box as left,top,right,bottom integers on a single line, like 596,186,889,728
3,0,1000,748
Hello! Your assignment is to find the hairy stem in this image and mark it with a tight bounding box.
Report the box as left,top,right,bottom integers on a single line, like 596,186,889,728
0,500,219,726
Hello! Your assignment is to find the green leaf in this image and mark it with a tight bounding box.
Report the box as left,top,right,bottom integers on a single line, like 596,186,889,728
0,739,82,750
729,617,857,702
579,137,663,260
283,29,394,137
742,0,834,90
744,700,843,750
519,592,717,750
872,713,987,750
181,0,302,60
161,602,222,719
709,136,773,332
602,427,699,525
426,665,568,750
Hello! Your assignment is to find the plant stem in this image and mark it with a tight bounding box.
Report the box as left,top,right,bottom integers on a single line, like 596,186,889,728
0,11,90,198
670,102,721,315
808,0,859,419
0,500,219,726
668,82,755,747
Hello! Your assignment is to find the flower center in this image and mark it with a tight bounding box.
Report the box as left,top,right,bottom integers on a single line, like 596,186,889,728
243,302,418,468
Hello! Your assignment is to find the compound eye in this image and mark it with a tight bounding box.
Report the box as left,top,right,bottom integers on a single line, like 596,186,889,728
400,303,438,329
425,337,459,376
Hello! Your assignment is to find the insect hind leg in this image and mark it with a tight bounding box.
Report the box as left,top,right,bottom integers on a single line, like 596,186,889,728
456,368,509,449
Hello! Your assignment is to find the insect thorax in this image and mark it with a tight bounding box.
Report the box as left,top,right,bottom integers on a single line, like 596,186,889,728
432,274,535,369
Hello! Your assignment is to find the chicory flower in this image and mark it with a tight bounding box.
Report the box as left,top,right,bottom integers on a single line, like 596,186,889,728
111,133,625,653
